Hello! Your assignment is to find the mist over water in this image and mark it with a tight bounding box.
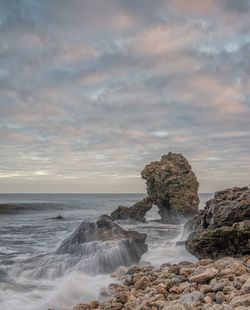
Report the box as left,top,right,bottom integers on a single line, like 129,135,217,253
0,193,212,310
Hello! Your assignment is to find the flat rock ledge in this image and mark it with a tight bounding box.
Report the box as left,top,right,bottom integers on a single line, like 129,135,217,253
73,256,250,310
111,197,153,222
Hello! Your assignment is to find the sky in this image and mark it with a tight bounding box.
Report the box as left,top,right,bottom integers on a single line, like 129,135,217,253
0,0,250,193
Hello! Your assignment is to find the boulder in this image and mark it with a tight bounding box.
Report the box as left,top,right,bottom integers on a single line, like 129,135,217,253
56,215,147,273
111,196,153,222
186,186,250,259
186,220,250,259
141,152,199,223
204,186,250,228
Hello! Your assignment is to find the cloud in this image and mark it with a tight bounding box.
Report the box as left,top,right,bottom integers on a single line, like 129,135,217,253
0,0,249,193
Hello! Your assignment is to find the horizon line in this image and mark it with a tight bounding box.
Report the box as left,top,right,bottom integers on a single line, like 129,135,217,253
0,192,213,195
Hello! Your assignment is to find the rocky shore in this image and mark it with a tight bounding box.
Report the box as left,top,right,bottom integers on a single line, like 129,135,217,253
73,256,250,310
70,153,249,310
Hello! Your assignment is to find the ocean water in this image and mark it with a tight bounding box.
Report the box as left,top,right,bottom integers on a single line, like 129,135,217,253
0,193,212,310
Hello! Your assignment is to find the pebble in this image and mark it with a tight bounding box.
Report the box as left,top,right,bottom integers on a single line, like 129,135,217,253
72,256,250,310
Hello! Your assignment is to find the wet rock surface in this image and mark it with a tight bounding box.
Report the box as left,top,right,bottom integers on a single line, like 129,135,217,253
111,197,153,222
186,186,250,259
56,215,147,272
141,152,199,223
73,256,250,310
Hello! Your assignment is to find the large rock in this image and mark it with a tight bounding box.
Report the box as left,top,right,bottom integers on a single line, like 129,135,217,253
56,215,147,273
111,197,153,222
141,152,199,223
186,186,250,259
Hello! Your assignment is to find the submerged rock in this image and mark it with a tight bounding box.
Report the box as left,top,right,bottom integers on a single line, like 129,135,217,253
56,215,147,273
111,196,153,222
141,152,199,223
186,186,250,259
54,214,64,220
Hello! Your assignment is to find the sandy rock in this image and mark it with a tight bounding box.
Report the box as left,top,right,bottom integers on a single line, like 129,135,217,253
189,268,219,283
179,290,204,305
222,285,235,294
241,278,250,293
179,267,196,277
73,304,90,310
134,276,151,290
141,152,199,223
215,291,225,304
212,281,230,292
162,300,189,310
199,284,212,294
215,257,247,275
89,300,99,309
229,293,250,307
204,296,213,303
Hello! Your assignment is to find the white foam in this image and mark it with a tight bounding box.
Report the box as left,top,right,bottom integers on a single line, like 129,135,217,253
0,271,113,310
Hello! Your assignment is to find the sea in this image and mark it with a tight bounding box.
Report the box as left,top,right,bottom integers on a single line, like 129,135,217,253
0,193,213,310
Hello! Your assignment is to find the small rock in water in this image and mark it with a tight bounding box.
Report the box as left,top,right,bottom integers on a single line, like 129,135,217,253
55,214,64,219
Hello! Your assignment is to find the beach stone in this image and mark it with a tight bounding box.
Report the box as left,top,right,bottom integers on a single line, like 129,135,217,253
73,304,90,310
141,152,199,223
134,276,151,290
89,300,99,309
212,281,230,292
179,267,196,277
222,285,235,294
179,291,204,305
229,293,250,307
189,268,218,283
162,300,189,310
241,278,250,293
199,284,212,294
215,291,225,304
215,257,247,275
204,296,213,303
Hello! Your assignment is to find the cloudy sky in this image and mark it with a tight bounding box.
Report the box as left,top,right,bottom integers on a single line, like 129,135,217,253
0,0,250,193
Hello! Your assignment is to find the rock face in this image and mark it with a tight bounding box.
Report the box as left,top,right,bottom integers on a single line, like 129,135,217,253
111,197,153,222
141,152,199,223
56,215,147,273
186,186,250,259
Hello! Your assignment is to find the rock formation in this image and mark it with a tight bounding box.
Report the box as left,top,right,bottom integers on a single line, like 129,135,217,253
111,197,153,222
141,152,199,223
186,186,250,259
56,215,147,273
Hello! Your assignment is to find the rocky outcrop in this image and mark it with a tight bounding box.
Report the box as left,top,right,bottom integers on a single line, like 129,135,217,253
186,186,250,259
141,152,199,223
111,197,153,222
73,256,250,310
56,215,147,273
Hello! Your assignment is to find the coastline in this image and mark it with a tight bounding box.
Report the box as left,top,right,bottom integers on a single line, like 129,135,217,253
72,255,250,310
